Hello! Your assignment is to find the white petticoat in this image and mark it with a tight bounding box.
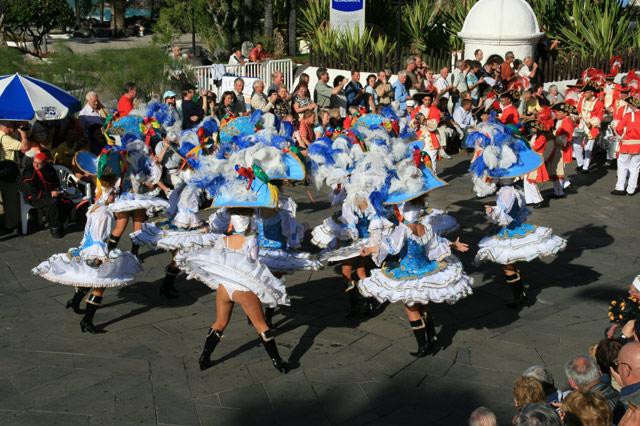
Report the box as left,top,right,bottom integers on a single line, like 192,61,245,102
32,249,141,287
319,239,370,263
474,225,567,265
311,215,349,249
259,248,323,273
174,247,290,308
358,256,473,305
108,192,169,217
130,222,215,251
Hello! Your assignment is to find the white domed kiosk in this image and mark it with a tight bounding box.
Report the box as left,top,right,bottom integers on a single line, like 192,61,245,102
458,0,544,60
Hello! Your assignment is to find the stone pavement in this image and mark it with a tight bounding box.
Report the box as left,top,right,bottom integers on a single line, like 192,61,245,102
0,152,638,425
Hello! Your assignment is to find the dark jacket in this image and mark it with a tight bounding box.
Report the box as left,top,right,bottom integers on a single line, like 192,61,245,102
21,163,60,202
181,99,204,130
591,377,625,423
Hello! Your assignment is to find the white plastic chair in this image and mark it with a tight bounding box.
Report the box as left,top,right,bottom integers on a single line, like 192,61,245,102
19,165,93,235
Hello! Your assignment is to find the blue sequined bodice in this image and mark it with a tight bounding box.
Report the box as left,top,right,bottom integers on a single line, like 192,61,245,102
257,215,286,249
382,237,443,280
355,213,370,238
496,199,536,239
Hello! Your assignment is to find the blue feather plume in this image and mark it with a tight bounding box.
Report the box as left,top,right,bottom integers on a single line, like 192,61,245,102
146,101,175,127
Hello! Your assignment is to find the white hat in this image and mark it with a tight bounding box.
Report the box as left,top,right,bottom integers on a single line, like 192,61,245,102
633,275,640,291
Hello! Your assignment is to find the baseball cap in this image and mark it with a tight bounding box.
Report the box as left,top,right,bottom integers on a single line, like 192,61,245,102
163,90,177,100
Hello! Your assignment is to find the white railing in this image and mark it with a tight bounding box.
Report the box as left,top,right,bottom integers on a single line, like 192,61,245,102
193,58,294,96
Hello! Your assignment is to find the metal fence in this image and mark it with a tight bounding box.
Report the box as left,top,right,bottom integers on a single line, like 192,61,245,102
192,58,294,95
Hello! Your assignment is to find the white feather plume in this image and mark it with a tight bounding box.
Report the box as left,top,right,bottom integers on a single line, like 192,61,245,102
498,145,517,169
483,145,501,169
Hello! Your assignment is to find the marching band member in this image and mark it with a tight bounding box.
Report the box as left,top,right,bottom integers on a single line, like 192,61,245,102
574,84,604,174
524,107,553,208
549,103,577,198
612,95,640,196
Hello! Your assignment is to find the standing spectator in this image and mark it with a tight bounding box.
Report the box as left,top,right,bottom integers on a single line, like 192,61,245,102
330,76,348,117
248,42,268,63
434,67,455,102
522,365,561,403
250,80,277,113
297,110,316,151
228,49,247,65
612,342,640,410
162,91,180,122
268,70,285,95
0,121,29,235
181,86,205,130
344,70,366,109
513,376,546,413
314,68,333,109
500,51,516,86
452,60,470,105
423,67,436,92
291,84,316,119
392,71,409,116
546,85,565,104
374,70,393,106
273,85,292,120
117,82,137,117
468,407,497,426
519,56,541,87
474,48,484,63
466,62,484,106
21,152,72,238
78,91,106,137
216,91,236,119
453,99,474,132
231,78,247,115
561,391,612,426
364,74,378,111
404,57,419,91
513,403,562,426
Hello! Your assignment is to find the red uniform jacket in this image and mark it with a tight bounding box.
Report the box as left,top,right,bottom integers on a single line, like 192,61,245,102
555,117,575,164
414,105,441,149
615,109,640,155
577,96,604,139
528,134,550,183
499,104,519,125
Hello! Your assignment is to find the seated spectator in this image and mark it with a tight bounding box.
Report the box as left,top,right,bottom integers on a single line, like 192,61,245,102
546,85,564,105
273,85,292,120
250,80,277,113
117,82,137,117
51,122,83,169
21,152,72,238
299,73,310,87
0,121,29,235
216,91,236,120
562,391,612,426
268,70,286,95
468,406,497,426
513,403,562,426
514,376,546,414
228,49,247,65
533,85,550,107
453,99,474,131
611,342,640,411
248,42,268,63
181,86,205,130
232,78,247,115
291,83,316,120
87,123,106,156
522,365,561,403
296,110,316,152
314,110,331,139
78,91,106,137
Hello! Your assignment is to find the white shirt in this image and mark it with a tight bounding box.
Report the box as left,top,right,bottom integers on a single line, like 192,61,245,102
518,65,531,78
434,76,450,98
453,106,474,130
79,103,102,117
452,69,468,93
228,54,245,65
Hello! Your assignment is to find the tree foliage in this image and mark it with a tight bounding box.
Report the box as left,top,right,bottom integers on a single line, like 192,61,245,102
2,0,74,57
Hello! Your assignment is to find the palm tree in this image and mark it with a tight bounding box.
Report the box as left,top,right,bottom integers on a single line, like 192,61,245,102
287,0,296,56
264,0,273,41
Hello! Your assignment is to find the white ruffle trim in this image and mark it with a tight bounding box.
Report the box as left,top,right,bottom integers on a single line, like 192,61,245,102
319,239,370,263
311,216,348,249
472,174,497,198
358,256,473,305
425,211,459,236
172,211,202,229
174,247,290,308
80,244,109,260
157,232,221,252
259,249,323,272
32,250,141,287
474,225,567,265
109,193,169,216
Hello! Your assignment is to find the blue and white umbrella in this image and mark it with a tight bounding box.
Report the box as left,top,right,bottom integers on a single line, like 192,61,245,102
0,73,81,121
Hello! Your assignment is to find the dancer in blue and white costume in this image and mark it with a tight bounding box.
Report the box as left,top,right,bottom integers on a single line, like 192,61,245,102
358,163,473,357
32,172,142,333
470,125,567,309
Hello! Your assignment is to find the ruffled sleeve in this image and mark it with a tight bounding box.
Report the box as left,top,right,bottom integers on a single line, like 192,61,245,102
372,224,408,266
278,199,304,249
339,203,359,241
487,186,516,227
244,235,259,262
208,208,230,233
368,216,393,245
173,184,202,229
423,224,452,262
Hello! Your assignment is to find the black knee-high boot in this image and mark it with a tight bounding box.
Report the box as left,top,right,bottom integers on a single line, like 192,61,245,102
80,293,103,333
261,329,289,373
159,265,180,298
131,242,140,256
506,271,528,309
199,328,223,371
66,287,89,314
107,234,121,251
422,311,437,347
409,318,434,357
265,307,275,329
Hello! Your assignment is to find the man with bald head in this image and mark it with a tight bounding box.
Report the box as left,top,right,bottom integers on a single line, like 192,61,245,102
614,342,640,410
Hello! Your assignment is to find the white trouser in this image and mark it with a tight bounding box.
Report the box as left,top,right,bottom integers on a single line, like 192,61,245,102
524,179,543,204
615,153,640,194
426,149,438,174
552,180,564,196
573,138,595,170
606,137,619,161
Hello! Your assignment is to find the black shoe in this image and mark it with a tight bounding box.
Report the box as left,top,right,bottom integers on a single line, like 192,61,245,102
577,168,590,174
549,194,566,199
50,227,65,239
628,190,637,196
608,160,617,170
159,266,180,298
261,330,289,374
506,275,529,309
131,244,140,256
66,287,89,314
532,202,544,209
611,190,627,196
199,328,223,371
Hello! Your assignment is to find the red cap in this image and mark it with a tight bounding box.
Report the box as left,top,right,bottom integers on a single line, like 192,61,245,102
34,151,48,163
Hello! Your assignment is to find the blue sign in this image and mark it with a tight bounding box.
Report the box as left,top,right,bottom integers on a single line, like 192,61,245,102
332,0,364,13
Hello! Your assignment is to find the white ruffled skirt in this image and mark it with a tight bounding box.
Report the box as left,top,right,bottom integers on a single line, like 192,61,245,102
259,248,323,273
32,249,142,287
319,239,370,263
109,192,169,217
130,222,218,251
475,224,567,265
311,215,348,249
359,256,473,305
174,247,290,308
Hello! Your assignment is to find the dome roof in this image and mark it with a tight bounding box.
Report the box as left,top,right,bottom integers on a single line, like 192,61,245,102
458,0,543,40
